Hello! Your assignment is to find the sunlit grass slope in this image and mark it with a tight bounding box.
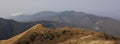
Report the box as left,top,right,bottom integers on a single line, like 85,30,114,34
0,24,120,44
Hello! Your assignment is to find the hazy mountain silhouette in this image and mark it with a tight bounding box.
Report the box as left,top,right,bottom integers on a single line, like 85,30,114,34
8,11,57,22
8,11,120,35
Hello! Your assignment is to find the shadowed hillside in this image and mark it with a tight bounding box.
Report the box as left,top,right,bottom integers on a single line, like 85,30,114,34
0,18,81,40
0,24,119,44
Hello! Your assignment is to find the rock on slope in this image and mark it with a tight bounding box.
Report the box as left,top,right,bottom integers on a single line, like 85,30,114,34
0,24,120,44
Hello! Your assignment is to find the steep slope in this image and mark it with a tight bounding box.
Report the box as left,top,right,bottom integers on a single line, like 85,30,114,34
0,24,120,44
0,24,45,44
93,17,120,35
0,18,81,40
0,18,13,39
0,18,36,40
7,11,120,35
0,18,30,39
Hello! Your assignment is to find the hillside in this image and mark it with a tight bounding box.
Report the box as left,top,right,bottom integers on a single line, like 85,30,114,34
0,18,81,40
0,24,120,44
7,11,120,35
0,18,32,39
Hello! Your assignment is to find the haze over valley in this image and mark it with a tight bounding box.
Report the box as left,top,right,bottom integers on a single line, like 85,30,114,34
0,0,120,44
0,0,119,20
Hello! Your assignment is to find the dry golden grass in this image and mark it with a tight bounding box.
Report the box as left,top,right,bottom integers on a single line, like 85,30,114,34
0,24,120,44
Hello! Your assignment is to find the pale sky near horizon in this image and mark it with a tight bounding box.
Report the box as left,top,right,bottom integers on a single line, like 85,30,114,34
0,0,120,19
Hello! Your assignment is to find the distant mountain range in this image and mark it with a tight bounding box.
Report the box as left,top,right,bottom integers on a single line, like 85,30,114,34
8,11,120,36
7,11,58,22
0,24,119,44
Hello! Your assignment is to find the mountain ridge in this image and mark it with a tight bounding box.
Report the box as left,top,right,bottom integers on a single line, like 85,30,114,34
7,11,120,35
0,18,82,40
0,24,120,44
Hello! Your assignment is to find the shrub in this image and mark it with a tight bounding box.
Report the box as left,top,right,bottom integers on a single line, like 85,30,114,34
28,32,39,42
16,40,30,44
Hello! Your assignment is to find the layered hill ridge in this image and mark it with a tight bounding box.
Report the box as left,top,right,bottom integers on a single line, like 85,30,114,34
7,11,120,35
0,24,120,44
0,24,45,44
0,18,81,40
